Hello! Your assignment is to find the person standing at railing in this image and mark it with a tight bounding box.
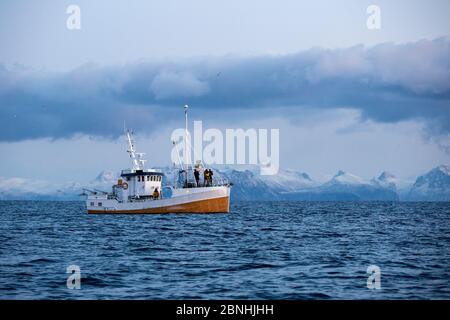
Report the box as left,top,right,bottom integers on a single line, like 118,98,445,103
204,169,210,187
209,169,214,186
194,169,200,187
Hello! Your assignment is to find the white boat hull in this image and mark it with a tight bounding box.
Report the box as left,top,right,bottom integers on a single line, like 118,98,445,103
87,186,230,214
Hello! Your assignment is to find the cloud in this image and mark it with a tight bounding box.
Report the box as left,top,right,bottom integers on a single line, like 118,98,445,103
150,70,210,100
0,36,449,142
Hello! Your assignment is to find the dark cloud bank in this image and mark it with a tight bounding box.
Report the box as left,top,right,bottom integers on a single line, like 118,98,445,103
1,36,449,142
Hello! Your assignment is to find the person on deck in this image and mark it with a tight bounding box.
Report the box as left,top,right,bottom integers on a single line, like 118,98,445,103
153,188,160,200
204,169,210,187
209,169,214,186
194,169,200,187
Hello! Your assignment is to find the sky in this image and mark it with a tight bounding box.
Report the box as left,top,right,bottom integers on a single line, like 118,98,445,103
0,0,449,183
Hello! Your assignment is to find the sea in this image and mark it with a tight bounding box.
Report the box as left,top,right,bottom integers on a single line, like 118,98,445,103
0,201,449,299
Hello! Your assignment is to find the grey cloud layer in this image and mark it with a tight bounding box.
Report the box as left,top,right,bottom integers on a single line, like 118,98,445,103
1,37,449,142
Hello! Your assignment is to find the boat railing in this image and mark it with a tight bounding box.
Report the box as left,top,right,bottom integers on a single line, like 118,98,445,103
175,168,231,188
181,179,231,188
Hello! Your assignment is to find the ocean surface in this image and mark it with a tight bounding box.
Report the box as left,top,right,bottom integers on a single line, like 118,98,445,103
0,201,449,300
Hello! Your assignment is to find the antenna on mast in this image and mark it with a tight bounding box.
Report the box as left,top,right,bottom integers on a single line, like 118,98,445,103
125,129,146,171
183,105,191,187
184,105,191,168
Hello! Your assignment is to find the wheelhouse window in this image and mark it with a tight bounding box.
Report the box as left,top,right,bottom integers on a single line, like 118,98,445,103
98,202,102,207
90,202,94,206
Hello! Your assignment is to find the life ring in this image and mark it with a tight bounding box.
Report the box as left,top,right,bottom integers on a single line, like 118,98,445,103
122,182,128,190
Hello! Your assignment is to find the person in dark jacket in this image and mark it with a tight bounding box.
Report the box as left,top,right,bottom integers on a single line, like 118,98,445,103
209,169,214,186
194,169,200,187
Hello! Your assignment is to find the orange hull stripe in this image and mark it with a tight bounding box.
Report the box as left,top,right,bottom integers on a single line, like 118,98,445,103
88,196,230,214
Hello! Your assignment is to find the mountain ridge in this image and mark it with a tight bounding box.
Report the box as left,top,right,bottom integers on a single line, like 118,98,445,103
0,165,449,202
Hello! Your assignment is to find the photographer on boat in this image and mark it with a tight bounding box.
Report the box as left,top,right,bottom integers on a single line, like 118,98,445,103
209,169,214,186
203,169,210,187
203,169,214,187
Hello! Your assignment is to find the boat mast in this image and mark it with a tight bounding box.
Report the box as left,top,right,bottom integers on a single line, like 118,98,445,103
184,104,190,186
125,129,146,171
184,104,190,167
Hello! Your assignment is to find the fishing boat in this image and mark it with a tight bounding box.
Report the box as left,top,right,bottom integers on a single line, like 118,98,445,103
85,106,231,214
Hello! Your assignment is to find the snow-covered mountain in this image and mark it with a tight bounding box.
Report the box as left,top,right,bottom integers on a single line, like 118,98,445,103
0,176,56,200
0,170,118,200
406,165,450,201
1,165,449,201
371,171,397,190
259,169,317,192
94,170,118,184
280,170,399,201
327,170,366,185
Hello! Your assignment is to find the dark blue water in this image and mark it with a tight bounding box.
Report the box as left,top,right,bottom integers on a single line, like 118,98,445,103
0,201,449,299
